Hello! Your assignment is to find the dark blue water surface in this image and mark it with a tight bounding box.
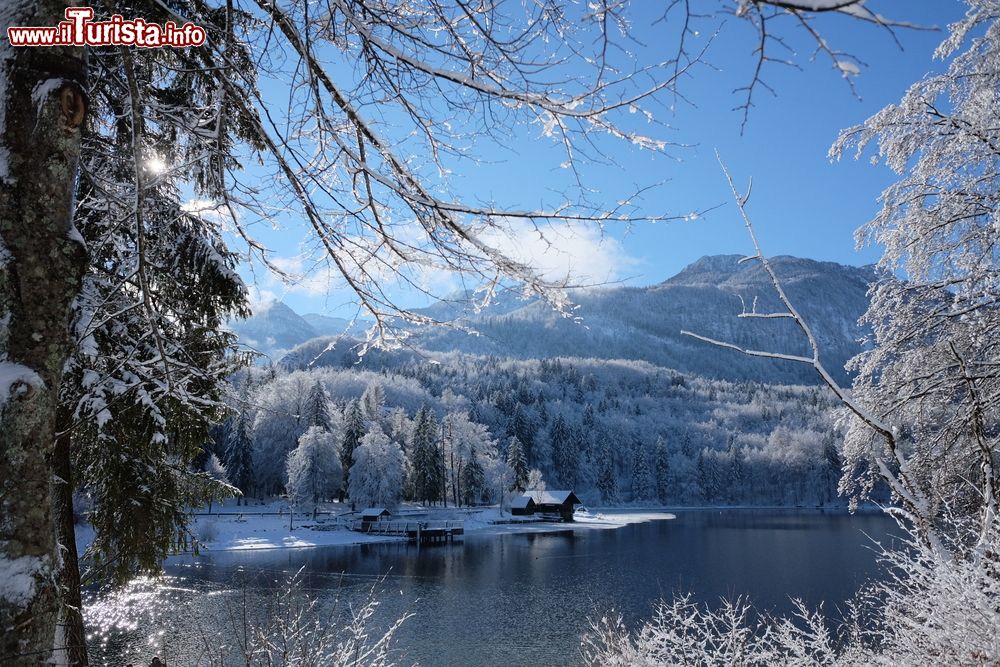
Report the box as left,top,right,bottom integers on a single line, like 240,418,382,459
85,509,898,666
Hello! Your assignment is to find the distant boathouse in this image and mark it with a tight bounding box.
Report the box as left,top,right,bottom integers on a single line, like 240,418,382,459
510,490,581,522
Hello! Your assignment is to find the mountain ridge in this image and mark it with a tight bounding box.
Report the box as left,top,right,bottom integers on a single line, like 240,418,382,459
231,254,873,384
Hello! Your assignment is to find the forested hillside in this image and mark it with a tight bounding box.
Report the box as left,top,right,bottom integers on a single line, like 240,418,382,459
216,353,849,508
214,254,874,507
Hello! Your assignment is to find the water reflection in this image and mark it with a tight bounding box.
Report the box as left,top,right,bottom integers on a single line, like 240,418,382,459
85,510,896,667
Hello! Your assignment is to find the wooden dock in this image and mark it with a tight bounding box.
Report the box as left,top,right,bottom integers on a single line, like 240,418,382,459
352,520,465,544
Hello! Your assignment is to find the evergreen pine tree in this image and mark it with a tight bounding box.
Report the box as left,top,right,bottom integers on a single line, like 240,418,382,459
631,446,654,502
507,436,529,492
507,403,535,463
224,398,255,504
460,444,486,506
302,380,333,431
549,414,579,489
410,406,445,504
596,441,618,503
653,436,671,504
340,400,367,493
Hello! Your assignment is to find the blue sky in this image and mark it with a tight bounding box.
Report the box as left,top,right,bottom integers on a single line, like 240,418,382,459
237,2,966,317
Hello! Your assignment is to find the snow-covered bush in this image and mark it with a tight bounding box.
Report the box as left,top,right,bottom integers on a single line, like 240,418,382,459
582,517,1000,666
194,571,412,667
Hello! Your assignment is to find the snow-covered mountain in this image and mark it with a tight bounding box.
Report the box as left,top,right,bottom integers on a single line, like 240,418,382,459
227,301,322,359
228,303,371,359
405,255,873,385
233,255,873,384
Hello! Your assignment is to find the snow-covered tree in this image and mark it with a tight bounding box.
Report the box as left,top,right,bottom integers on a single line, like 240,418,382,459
202,455,229,513
550,414,579,489
348,426,405,510
410,407,445,505
302,380,334,432
286,427,342,519
631,447,655,502
340,399,367,494
507,436,529,492
442,411,497,506
830,0,1000,545
507,404,536,464
360,382,386,426
252,374,312,496
596,441,619,504
224,402,255,504
526,469,547,495
460,445,488,507
653,437,671,504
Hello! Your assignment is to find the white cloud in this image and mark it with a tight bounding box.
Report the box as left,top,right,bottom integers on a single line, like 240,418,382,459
480,220,637,285
238,220,637,314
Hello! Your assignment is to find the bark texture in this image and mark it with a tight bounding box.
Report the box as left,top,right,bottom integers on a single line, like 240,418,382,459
0,2,88,663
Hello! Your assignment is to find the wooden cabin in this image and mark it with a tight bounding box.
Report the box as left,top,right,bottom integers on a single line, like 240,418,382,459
511,490,580,522
360,507,391,527
510,495,536,516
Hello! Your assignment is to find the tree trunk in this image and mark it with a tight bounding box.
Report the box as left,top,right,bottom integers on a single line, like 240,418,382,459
0,3,88,663
52,423,87,666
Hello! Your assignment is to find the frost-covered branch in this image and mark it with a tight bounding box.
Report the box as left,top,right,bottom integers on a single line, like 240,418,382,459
682,155,937,543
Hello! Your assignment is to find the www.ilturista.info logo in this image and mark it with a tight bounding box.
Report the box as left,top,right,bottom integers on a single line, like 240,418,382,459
7,7,206,47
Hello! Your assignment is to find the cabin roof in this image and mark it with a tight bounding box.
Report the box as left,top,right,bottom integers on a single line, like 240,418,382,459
528,490,580,506
360,507,391,518
510,495,536,509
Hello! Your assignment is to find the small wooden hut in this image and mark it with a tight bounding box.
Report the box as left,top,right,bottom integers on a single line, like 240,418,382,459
360,507,391,528
511,491,580,521
531,490,581,522
510,495,536,516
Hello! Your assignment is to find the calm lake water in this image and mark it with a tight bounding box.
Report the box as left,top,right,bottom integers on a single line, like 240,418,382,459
85,509,898,667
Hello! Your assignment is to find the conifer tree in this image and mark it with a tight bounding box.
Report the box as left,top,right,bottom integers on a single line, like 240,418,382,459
224,399,255,504
507,436,529,492
549,414,579,489
631,447,655,502
410,406,445,505
596,441,618,504
461,444,487,506
653,437,671,504
303,380,333,432
507,403,535,463
341,399,367,493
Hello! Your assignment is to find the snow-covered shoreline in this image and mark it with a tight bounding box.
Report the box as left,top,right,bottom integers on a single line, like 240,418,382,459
75,501,878,558
132,498,677,554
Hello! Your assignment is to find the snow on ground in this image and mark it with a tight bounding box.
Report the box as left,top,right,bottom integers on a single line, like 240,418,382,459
74,499,676,556
187,499,401,551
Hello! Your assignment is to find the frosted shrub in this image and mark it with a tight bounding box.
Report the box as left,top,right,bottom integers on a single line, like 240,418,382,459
194,570,412,667
583,518,1000,666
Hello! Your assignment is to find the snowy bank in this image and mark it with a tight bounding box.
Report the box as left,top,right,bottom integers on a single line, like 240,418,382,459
186,501,675,552
73,500,676,557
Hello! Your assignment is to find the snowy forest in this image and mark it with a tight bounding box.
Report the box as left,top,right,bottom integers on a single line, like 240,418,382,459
214,349,847,511
1,0,998,665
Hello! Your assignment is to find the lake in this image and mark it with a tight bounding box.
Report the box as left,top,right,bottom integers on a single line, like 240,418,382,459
84,509,898,666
